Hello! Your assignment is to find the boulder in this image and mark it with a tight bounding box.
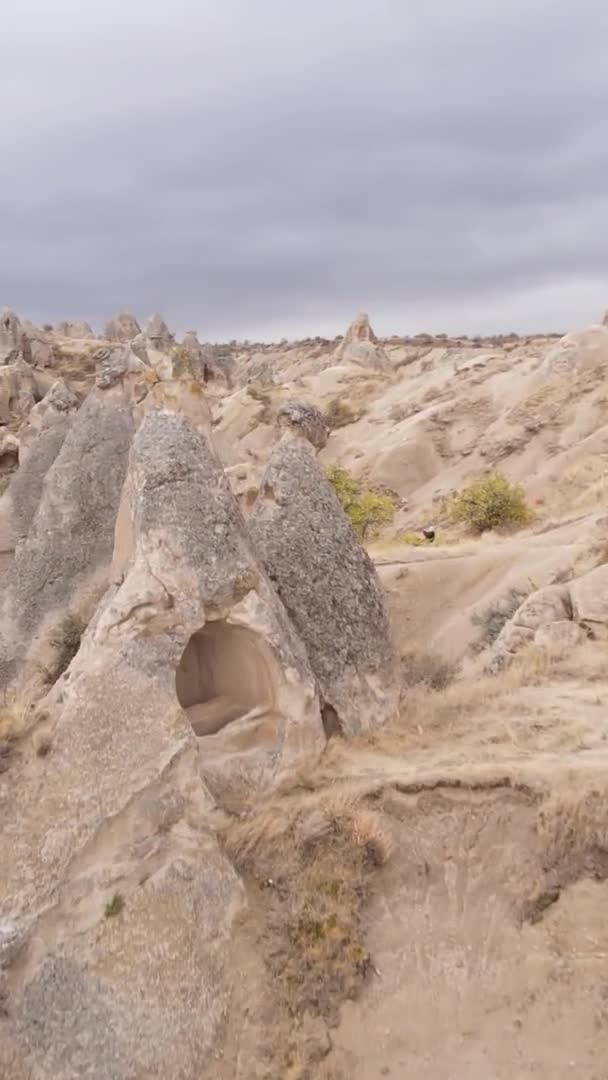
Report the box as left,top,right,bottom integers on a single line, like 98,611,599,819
276,400,328,450
542,324,608,377
143,312,174,352
534,620,586,653
103,311,141,342
569,564,608,633
334,312,391,370
249,430,398,734
0,357,37,426
243,353,276,387
490,586,572,666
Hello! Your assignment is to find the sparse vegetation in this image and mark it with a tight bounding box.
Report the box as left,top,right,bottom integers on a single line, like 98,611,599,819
323,397,361,430
326,466,395,539
46,613,85,684
104,892,125,918
449,473,532,534
400,650,457,691
0,477,10,496
224,793,392,1022
471,587,528,651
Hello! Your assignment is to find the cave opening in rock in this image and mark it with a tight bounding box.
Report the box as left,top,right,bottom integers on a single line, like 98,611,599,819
176,621,279,737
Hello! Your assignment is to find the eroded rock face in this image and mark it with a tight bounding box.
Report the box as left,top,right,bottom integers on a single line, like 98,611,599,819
143,312,174,352
0,308,23,366
103,311,141,342
569,564,608,634
0,399,323,1078
335,312,391,370
249,432,398,734
277,400,328,450
490,586,572,667
0,387,135,688
55,320,95,339
543,325,608,377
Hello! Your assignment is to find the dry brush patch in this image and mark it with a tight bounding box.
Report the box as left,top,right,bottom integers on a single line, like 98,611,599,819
222,791,393,1023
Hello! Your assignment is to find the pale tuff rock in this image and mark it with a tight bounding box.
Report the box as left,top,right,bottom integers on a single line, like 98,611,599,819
534,620,586,653
143,312,175,352
0,388,135,689
243,352,276,386
335,311,391,370
103,311,141,342
0,308,23,366
93,344,147,390
9,381,80,542
491,586,572,665
569,563,608,634
249,432,398,735
55,319,95,339
0,404,323,1079
0,357,37,426
276,400,328,450
542,324,608,376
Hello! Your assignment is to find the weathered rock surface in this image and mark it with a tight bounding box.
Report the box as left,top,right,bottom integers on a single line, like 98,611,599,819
569,563,608,633
143,312,174,352
490,586,573,667
542,324,608,377
277,400,328,450
335,311,391,370
534,619,586,652
55,319,95,339
0,308,23,365
0,387,135,688
0,357,37,426
250,431,398,734
103,311,141,342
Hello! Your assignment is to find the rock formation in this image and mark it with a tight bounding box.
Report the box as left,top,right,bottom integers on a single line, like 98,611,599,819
276,400,328,450
334,311,391,370
542,324,608,377
143,312,174,352
249,409,398,734
0,308,24,365
55,319,95,339
103,311,141,342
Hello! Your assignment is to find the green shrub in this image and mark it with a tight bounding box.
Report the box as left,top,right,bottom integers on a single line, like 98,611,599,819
0,477,10,497
449,473,532,534
326,466,395,540
104,892,125,918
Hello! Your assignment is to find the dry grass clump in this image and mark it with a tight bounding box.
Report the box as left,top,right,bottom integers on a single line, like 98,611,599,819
323,397,361,430
45,613,85,685
223,791,392,1020
471,586,528,651
400,650,457,692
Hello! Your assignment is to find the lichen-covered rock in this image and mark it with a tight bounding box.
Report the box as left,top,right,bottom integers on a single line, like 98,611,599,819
249,432,398,734
143,312,174,352
94,344,147,390
277,400,328,450
243,353,276,386
334,312,391,370
103,311,141,342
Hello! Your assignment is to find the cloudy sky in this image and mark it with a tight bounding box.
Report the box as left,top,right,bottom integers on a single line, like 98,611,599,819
2,0,608,341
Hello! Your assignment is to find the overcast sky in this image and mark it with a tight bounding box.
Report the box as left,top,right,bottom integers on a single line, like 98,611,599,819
2,0,608,341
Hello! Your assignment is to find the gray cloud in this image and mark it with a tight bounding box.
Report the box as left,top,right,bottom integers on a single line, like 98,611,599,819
2,0,608,339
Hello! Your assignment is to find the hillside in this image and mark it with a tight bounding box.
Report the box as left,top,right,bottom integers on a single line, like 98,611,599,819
1,307,608,1078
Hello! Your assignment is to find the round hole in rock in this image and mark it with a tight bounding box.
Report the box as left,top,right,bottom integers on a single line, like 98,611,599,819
176,622,279,737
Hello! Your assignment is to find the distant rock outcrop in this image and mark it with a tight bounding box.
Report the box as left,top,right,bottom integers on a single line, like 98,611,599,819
335,312,391,370
276,400,328,450
543,324,608,377
250,423,398,735
0,308,24,365
103,311,141,342
56,320,95,339
143,312,174,352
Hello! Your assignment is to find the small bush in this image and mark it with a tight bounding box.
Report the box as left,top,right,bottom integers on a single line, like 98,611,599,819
104,892,125,918
46,613,85,684
323,398,360,430
0,477,10,497
471,587,527,651
400,651,457,692
449,473,532,534
326,466,395,540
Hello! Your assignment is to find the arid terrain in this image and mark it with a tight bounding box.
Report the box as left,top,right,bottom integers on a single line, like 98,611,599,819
1,308,608,1078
